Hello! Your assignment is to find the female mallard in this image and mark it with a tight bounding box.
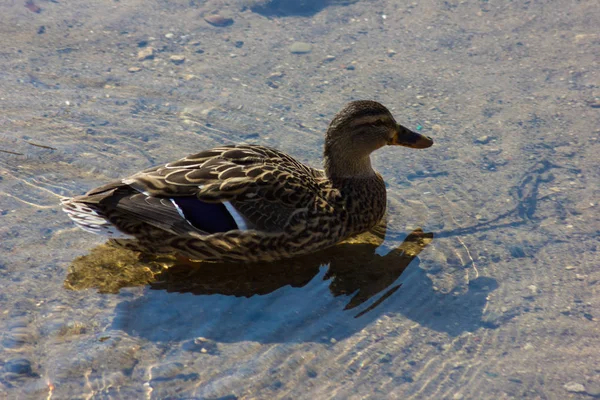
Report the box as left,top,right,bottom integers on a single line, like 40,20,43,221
62,100,433,262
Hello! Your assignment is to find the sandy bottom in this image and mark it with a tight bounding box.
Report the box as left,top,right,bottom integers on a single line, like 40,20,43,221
0,0,598,398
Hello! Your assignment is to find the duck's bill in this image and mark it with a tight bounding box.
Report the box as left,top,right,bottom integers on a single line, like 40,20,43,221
389,125,434,149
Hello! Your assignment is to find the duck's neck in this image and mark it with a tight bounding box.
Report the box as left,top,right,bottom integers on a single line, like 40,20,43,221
323,152,376,180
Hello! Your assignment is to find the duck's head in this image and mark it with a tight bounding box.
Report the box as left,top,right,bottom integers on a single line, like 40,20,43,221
324,100,433,178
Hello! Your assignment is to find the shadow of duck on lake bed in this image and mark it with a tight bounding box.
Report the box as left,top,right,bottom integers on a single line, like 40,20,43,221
65,223,498,343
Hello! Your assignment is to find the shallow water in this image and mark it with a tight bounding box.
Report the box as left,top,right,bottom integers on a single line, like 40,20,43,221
1,0,598,398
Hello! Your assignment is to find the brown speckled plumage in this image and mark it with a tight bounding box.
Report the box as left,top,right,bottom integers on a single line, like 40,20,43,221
61,100,433,262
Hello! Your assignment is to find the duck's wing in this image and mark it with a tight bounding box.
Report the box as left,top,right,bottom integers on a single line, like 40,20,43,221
125,145,320,196
117,144,326,232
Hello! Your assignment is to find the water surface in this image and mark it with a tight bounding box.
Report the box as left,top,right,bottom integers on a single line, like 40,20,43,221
1,0,598,398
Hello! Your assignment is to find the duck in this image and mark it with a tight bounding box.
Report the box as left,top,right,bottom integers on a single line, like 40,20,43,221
61,100,433,263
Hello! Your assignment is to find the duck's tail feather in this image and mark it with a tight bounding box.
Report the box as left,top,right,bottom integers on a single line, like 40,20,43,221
60,197,135,239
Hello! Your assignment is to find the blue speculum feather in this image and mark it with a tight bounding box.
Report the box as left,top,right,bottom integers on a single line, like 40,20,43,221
171,197,238,233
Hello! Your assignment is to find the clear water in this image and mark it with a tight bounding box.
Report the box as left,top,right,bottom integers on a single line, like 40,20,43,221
1,0,598,398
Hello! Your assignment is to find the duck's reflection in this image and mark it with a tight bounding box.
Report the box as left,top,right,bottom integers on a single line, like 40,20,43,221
151,227,432,318
66,221,501,342
65,223,433,318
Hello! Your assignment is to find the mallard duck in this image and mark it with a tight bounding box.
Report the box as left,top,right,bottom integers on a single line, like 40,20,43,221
61,100,433,262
